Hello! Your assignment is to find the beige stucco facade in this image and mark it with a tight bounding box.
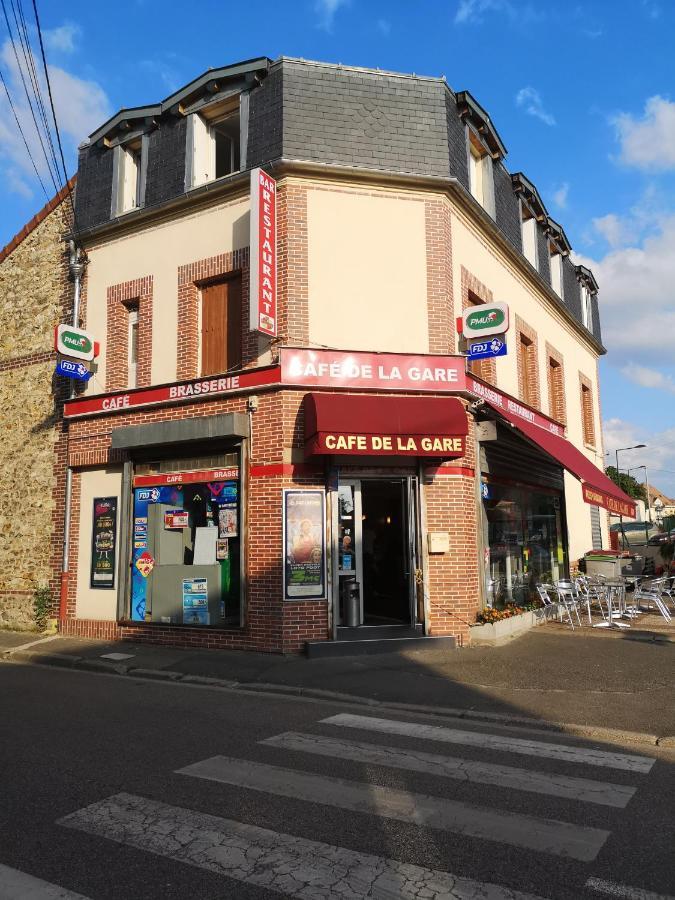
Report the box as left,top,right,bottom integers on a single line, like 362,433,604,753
306,185,429,353
84,194,250,391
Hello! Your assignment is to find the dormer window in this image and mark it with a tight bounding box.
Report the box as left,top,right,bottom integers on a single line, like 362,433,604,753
112,138,143,215
467,129,495,218
188,96,241,189
521,205,538,268
581,283,593,332
549,241,563,298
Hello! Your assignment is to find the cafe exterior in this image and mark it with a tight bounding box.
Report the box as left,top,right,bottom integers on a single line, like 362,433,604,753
55,56,636,652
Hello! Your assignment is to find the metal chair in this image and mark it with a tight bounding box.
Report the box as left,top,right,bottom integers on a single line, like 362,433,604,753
633,578,672,622
553,580,582,629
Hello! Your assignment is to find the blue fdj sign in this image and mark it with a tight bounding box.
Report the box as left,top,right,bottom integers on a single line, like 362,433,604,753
55,359,92,381
468,336,507,361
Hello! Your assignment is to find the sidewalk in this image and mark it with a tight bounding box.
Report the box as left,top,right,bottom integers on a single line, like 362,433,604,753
1,618,673,745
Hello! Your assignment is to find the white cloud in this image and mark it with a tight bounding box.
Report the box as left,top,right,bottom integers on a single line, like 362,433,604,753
592,213,636,249
0,37,110,196
621,363,675,394
613,96,675,171
552,182,569,209
44,23,81,54
641,0,661,19
5,166,33,199
454,0,543,25
515,86,556,126
376,18,391,35
314,0,349,31
576,215,675,365
603,417,675,498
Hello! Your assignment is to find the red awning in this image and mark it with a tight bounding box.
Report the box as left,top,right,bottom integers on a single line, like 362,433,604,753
304,393,469,457
491,404,637,517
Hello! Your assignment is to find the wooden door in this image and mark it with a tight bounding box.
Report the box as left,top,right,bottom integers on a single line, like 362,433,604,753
201,277,242,376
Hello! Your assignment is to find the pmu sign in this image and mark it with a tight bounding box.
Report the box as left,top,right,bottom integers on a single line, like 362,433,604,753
462,302,509,339
55,324,97,361
249,167,277,338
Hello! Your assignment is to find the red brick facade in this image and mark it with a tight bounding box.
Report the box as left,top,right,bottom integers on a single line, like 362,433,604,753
106,276,153,390
461,265,496,385
515,313,540,410
546,341,566,426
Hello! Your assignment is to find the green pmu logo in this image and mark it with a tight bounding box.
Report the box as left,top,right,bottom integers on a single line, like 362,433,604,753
62,331,92,352
467,308,505,330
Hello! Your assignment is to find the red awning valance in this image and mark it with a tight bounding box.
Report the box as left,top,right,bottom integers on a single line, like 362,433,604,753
490,404,637,517
304,393,469,458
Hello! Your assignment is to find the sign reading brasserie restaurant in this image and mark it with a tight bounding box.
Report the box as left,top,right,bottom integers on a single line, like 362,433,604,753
249,167,277,338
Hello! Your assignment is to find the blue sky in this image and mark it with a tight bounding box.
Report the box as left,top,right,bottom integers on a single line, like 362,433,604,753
2,0,675,495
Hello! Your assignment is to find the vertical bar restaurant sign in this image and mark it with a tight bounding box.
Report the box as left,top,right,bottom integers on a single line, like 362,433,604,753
283,489,326,600
249,167,277,337
90,497,117,589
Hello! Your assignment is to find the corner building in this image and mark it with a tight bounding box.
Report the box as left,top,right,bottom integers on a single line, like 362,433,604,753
62,57,635,651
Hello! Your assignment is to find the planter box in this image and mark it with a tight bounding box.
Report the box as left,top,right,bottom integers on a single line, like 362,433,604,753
469,606,556,646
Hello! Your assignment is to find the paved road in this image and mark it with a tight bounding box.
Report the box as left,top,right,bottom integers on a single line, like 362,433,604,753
1,664,673,899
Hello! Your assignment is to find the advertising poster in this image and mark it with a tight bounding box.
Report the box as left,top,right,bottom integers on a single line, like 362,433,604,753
164,509,189,529
90,497,117,589
218,505,238,538
283,490,326,600
131,484,183,621
182,577,209,626
216,539,229,560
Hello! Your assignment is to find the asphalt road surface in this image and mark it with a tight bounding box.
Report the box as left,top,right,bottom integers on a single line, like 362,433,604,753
1,663,673,900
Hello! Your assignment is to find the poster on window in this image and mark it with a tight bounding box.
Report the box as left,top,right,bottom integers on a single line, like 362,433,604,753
182,577,209,626
218,504,238,538
283,489,326,600
90,497,117,589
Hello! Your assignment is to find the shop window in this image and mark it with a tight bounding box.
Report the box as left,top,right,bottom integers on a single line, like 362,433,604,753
130,453,241,628
547,354,565,424
483,483,567,607
199,276,242,376
519,333,537,407
521,207,538,268
188,98,241,188
580,380,596,447
467,129,495,218
113,139,143,215
127,302,139,389
550,244,564,298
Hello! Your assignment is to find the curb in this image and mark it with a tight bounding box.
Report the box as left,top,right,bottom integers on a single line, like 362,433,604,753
2,647,672,749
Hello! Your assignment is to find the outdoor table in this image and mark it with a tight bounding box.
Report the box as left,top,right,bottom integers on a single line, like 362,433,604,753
592,577,630,629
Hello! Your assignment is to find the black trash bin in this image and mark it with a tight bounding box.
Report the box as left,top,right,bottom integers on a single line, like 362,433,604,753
341,576,361,627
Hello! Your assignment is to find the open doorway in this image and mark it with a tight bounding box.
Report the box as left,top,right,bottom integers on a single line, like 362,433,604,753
336,477,415,627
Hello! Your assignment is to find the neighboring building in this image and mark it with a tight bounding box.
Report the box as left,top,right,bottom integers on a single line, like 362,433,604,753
646,486,675,524
0,182,74,628
57,56,634,651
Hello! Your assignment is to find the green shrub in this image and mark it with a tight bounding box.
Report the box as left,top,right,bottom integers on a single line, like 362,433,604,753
33,585,52,631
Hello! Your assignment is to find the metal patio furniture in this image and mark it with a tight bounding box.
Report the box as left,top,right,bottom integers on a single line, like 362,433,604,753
553,580,582,629
536,583,566,625
634,578,673,622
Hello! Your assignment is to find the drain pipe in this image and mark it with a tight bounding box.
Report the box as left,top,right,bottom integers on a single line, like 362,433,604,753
59,241,86,622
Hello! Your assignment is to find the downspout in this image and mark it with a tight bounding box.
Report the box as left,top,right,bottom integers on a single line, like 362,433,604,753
59,240,86,622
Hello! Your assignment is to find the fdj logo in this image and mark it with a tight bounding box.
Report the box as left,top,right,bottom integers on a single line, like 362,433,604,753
137,488,160,502
467,309,505,330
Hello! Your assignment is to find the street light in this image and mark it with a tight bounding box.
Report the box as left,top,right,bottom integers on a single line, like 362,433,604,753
628,464,651,524
606,445,647,541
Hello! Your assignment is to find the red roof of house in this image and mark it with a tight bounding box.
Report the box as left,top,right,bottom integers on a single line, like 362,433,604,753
0,176,76,266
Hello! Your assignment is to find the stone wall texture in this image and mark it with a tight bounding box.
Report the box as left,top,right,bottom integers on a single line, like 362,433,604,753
0,197,70,628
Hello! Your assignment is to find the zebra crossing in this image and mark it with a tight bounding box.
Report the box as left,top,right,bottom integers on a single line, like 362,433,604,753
47,709,666,900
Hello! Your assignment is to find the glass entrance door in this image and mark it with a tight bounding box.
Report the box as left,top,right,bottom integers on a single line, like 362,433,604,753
335,478,414,627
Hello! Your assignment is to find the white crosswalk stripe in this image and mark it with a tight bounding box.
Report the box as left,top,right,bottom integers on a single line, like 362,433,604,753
58,792,550,900
0,862,92,899
260,730,637,807
177,754,610,860
321,713,656,773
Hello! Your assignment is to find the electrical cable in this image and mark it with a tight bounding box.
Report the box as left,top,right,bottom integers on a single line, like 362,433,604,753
30,0,79,232
0,65,49,199
0,0,60,192
13,0,61,185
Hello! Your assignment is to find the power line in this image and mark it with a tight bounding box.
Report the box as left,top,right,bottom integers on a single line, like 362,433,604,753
30,0,78,232
0,0,61,192
0,65,49,199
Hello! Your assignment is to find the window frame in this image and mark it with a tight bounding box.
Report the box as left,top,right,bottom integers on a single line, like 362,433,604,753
186,93,244,190
580,378,596,448
520,202,539,268
126,303,139,389
549,241,564,299
581,283,594,331
466,126,496,219
112,137,147,216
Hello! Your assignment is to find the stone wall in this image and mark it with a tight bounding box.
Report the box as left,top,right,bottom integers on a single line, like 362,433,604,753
0,195,71,628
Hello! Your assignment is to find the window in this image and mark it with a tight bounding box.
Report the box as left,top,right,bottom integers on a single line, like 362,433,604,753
547,355,565,424
550,244,563,298
199,277,242,376
519,334,537,407
580,380,596,447
521,207,538,268
127,303,139,389
113,139,142,215
581,284,593,331
188,98,241,188
467,129,495,217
